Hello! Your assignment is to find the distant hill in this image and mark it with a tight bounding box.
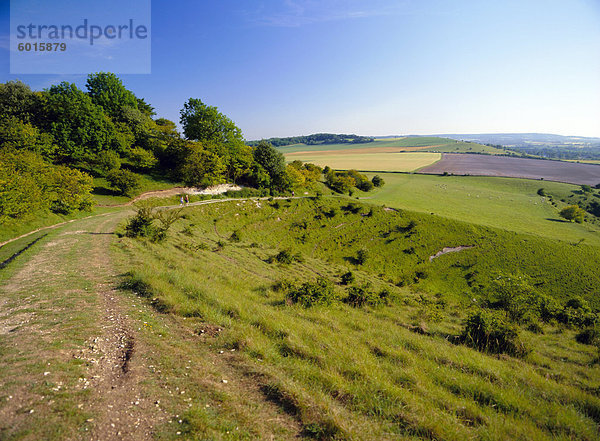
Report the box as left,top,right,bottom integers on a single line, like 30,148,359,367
247,133,374,147
433,133,600,148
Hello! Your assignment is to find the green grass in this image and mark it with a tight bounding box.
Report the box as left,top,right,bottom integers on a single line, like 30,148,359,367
278,137,505,155
365,173,600,246
115,197,600,440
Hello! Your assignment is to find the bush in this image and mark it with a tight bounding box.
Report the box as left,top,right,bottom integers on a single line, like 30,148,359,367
372,175,385,187
125,205,182,242
461,309,528,357
537,188,546,196
576,327,600,345
345,284,382,307
559,205,585,223
129,146,158,170
356,249,368,265
106,168,141,196
286,278,335,307
95,150,121,172
229,230,241,242
340,271,355,285
270,249,303,265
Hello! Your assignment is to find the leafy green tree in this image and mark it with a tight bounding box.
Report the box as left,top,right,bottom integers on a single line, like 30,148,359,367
0,116,56,158
106,168,141,196
0,149,50,219
43,82,120,161
0,80,43,124
180,98,244,145
581,184,593,193
253,141,289,190
86,72,138,120
129,147,158,170
49,166,94,213
559,205,585,223
95,150,121,173
372,175,385,187
180,144,226,187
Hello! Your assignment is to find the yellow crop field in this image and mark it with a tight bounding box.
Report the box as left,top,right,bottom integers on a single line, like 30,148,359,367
286,151,441,172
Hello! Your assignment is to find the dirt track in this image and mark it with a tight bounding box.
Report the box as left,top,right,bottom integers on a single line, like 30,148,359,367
419,153,600,186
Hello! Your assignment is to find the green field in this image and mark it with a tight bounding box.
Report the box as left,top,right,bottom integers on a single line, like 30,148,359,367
113,197,600,440
363,173,600,246
279,137,505,155
286,152,441,172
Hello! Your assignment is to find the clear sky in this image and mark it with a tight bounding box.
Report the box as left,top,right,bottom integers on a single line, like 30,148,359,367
1,0,599,139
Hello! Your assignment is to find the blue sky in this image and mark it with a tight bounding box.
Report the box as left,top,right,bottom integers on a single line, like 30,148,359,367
1,0,599,139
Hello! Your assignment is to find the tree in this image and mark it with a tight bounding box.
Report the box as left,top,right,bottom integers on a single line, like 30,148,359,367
559,205,585,223
180,98,244,145
180,144,226,187
86,72,138,120
581,184,593,194
49,166,94,213
537,188,546,196
372,175,385,188
43,82,120,161
253,140,289,190
0,116,56,158
129,147,158,170
0,80,43,124
106,169,141,196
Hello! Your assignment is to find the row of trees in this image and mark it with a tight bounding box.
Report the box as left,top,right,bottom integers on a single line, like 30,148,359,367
247,133,374,147
1,73,325,221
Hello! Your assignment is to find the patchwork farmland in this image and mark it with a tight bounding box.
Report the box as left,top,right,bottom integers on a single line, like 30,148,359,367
419,153,600,186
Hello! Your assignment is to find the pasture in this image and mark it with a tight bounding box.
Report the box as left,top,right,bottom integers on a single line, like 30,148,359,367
419,154,600,186
364,173,600,246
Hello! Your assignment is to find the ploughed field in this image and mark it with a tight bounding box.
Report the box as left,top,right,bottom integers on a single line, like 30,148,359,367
419,154,600,186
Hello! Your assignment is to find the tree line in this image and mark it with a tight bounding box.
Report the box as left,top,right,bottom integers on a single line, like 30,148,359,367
0,73,323,223
247,133,374,147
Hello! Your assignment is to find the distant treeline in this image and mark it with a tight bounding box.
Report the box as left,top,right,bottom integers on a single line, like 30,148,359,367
247,133,374,147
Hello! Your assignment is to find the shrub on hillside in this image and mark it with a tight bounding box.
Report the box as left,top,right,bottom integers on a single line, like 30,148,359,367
461,309,528,357
372,175,385,187
345,284,384,307
95,150,121,172
129,146,158,170
559,205,585,223
286,278,336,307
269,249,303,265
340,271,355,285
106,168,141,196
125,205,182,242
576,326,600,345
356,248,368,265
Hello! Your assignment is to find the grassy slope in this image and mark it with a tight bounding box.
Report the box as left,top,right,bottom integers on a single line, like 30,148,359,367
278,137,504,155
116,197,600,440
365,173,600,246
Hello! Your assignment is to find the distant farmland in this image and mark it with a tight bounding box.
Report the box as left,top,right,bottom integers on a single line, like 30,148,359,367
286,152,440,172
279,136,505,155
419,153,600,186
